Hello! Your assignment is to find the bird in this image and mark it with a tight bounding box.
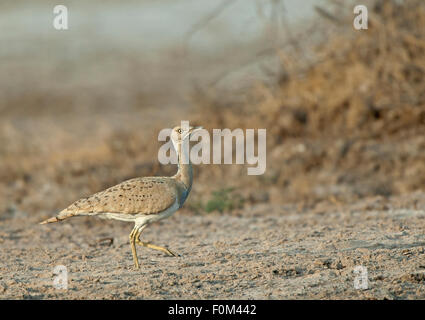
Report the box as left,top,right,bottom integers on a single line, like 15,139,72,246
40,125,202,269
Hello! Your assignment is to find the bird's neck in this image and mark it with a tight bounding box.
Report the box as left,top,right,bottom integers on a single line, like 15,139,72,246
174,142,193,191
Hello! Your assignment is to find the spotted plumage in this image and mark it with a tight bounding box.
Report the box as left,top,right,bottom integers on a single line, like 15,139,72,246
58,178,180,217
40,125,202,269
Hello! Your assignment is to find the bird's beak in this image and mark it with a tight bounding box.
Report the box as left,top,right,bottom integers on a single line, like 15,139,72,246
190,126,203,133
182,127,203,140
184,126,202,139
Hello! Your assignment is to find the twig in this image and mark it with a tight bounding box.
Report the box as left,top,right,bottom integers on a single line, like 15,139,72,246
314,5,343,25
184,0,238,45
208,24,316,87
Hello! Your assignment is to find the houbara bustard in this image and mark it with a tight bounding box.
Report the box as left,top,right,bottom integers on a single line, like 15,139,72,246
40,125,202,269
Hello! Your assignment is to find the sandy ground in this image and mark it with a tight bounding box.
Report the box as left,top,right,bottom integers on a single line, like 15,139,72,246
0,0,424,301
1,192,424,300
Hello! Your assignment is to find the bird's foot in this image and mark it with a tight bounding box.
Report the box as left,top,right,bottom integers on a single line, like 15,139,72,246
136,240,179,257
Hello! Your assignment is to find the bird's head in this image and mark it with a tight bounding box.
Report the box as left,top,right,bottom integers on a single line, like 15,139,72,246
170,125,203,146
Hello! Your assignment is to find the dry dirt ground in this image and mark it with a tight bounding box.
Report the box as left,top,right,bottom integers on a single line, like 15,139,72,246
1,0,424,301
1,192,424,300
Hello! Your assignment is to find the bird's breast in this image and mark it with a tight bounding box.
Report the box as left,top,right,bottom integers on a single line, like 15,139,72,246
178,189,190,208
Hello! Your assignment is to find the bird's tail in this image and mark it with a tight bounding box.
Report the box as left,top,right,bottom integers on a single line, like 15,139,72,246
39,212,75,225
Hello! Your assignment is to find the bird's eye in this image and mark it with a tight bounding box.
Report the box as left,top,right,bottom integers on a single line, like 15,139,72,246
177,129,182,134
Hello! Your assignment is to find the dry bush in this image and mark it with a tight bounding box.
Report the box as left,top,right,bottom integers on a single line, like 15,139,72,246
190,0,425,206
1,0,424,217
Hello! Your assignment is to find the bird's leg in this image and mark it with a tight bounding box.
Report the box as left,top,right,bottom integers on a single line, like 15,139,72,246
135,228,178,257
129,227,140,269
138,241,178,257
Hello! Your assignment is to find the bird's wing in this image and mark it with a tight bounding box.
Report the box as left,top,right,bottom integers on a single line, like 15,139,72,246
59,177,177,216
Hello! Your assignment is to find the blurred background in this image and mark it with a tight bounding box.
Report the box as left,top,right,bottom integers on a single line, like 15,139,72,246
0,0,424,218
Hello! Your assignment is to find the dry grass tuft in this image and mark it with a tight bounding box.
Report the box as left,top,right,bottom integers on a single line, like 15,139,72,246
190,0,425,206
